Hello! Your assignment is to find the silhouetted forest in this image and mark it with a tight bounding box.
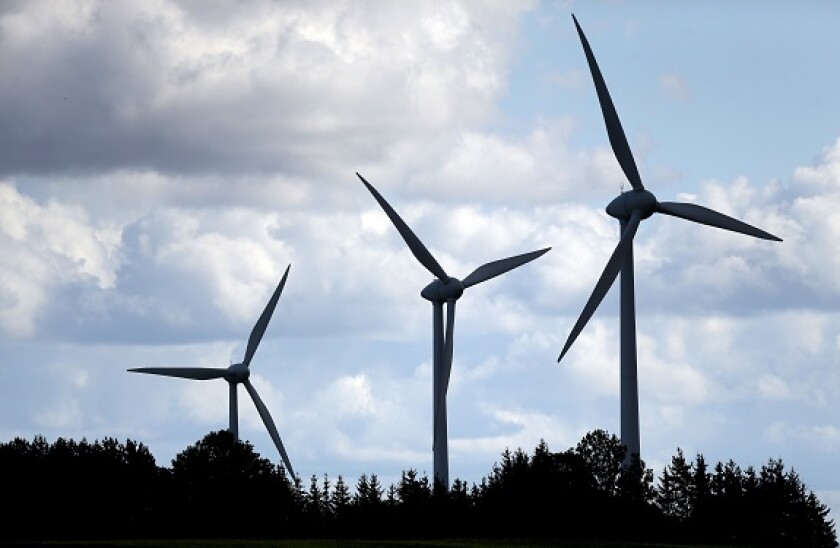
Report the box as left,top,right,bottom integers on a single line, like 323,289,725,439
0,429,835,546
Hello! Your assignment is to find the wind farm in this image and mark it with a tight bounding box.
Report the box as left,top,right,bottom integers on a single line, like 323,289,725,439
1,2,838,544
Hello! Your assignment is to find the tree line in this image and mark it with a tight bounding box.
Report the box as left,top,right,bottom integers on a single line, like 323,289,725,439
0,429,835,546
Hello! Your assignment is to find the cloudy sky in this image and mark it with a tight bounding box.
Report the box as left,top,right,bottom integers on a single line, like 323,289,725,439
2,0,840,517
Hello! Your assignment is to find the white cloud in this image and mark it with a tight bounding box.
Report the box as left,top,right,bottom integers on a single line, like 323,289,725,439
0,183,120,336
35,399,83,430
549,68,587,90
180,378,228,425
397,122,627,204
802,425,840,451
660,73,690,100
792,138,840,193
319,374,377,417
758,375,792,401
301,363,430,467
241,374,289,433
451,407,576,458
153,219,291,324
638,332,712,406
765,422,840,453
563,320,620,397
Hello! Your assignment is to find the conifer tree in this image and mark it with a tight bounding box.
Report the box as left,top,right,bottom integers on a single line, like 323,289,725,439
354,473,370,507
331,474,351,517
806,491,838,548
306,474,324,519
692,453,711,507
367,473,384,505
398,469,432,506
322,473,332,514
451,478,469,502
385,483,399,506
687,453,713,540
657,448,692,520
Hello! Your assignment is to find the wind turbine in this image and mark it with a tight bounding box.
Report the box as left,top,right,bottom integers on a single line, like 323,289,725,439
357,173,550,488
558,15,782,464
129,265,295,477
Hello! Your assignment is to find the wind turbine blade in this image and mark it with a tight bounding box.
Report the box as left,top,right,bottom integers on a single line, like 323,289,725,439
461,247,551,288
244,265,290,366
442,299,456,395
657,202,782,241
558,210,642,362
572,14,644,191
127,367,227,380
243,379,295,478
435,299,456,443
356,172,449,282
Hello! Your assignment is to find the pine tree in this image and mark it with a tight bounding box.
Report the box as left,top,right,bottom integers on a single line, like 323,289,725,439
657,448,692,521
385,483,399,506
367,473,383,505
331,474,351,518
806,491,838,548
321,474,332,517
451,478,469,501
691,453,711,507
354,474,370,507
291,473,306,517
398,469,431,506
306,474,324,519
752,459,839,547
687,453,712,541
530,439,557,500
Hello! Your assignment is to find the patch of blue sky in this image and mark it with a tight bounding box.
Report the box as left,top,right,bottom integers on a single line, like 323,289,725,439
498,2,840,194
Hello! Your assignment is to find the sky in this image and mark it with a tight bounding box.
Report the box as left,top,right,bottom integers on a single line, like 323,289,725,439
2,0,840,521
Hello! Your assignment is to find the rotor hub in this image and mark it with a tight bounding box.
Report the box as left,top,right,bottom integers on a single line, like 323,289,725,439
225,362,250,383
606,189,658,221
421,277,464,302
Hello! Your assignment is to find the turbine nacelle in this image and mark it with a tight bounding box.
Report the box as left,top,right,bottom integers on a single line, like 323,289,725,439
224,362,250,383
421,278,465,302
606,189,658,221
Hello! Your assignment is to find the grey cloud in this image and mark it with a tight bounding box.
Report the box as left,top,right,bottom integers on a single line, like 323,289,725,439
0,0,526,178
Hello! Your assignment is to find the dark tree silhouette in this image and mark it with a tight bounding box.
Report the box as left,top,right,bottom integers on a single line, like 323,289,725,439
0,435,163,540
170,430,294,537
657,447,693,521
304,473,325,525
0,430,835,546
331,474,351,517
575,429,625,497
397,468,432,506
